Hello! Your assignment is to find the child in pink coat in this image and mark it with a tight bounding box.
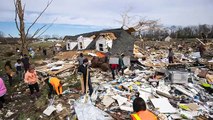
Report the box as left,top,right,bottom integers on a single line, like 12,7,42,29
0,78,7,109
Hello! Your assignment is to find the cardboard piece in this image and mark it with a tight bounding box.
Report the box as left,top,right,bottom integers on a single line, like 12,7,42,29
187,103,199,111
150,98,176,113
112,95,128,106
43,105,56,116
109,57,119,64
102,96,115,107
120,105,133,112
170,71,189,84
173,85,194,98
56,104,63,113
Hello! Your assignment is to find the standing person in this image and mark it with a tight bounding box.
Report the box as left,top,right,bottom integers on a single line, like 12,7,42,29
77,53,85,66
24,65,40,97
5,61,14,86
21,54,30,72
198,43,206,58
52,46,56,56
43,48,47,56
131,97,157,120
168,48,174,63
118,53,125,75
0,78,7,109
14,59,24,81
45,74,63,99
201,33,207,43
78,58,93,96
178,44,183,52
110,64,118,80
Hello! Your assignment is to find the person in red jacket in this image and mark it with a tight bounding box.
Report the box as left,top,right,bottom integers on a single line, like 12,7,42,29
131,97,157,120
110,64,118,80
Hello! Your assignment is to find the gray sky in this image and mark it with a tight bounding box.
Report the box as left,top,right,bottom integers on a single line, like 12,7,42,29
0,0,213,27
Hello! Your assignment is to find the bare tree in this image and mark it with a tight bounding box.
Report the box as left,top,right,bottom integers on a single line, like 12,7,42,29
14,0,54,53
117,9,161,38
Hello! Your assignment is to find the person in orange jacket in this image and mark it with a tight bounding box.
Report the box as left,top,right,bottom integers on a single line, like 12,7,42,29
45,73,63,99
131,97,157,120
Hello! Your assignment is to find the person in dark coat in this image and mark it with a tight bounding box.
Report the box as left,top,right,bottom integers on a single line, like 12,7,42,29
21,54,30,72
78,58,93,96
118,53,125,75
168,48,174,63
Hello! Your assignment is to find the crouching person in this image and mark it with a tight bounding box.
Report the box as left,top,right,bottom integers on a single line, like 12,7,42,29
0,78,7,109
24,65,40,97
131,97,157,120
45,73,62,99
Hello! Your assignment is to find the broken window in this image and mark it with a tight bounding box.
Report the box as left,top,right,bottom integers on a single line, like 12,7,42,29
99,44,103,51
80,42,83,49
67,43,70,50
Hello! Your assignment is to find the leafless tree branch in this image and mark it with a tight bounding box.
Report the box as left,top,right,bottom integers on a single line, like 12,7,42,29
25,0,53,37
36,18,57,38
14,0,20,32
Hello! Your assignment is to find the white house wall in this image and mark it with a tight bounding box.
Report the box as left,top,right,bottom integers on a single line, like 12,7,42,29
96,38,113,53
77,36,93,50
66,42,77,50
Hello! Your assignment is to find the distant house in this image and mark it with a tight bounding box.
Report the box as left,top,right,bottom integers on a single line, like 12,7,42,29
95,33,116,53
165,36,171,42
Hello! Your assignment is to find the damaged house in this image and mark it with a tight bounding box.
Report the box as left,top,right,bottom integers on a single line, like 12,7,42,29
64,28,136,56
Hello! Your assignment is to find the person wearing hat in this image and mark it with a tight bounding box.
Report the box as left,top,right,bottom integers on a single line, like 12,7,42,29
78,58,93,96
24,65,40,96
45,73,63,99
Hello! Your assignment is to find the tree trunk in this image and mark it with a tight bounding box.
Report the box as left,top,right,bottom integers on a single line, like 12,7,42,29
17,0,28,54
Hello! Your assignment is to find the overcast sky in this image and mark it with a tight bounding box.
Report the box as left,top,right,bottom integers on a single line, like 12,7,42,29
0,0,213,37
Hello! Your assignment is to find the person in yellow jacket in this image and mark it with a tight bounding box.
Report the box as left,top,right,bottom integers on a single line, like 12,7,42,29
131,97,157,120
45,73,63,99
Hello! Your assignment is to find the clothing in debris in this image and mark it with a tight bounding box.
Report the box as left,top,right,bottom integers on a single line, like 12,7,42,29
46,77,62,97
0,78,6,109
24,67,39,95
78,61,93,96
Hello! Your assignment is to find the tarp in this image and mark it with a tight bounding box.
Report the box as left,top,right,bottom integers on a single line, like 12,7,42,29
96,52,106,58
74,98,113,120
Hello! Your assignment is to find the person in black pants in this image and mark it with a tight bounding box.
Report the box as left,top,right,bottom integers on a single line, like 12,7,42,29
21,54,30,72
78,58,93,96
